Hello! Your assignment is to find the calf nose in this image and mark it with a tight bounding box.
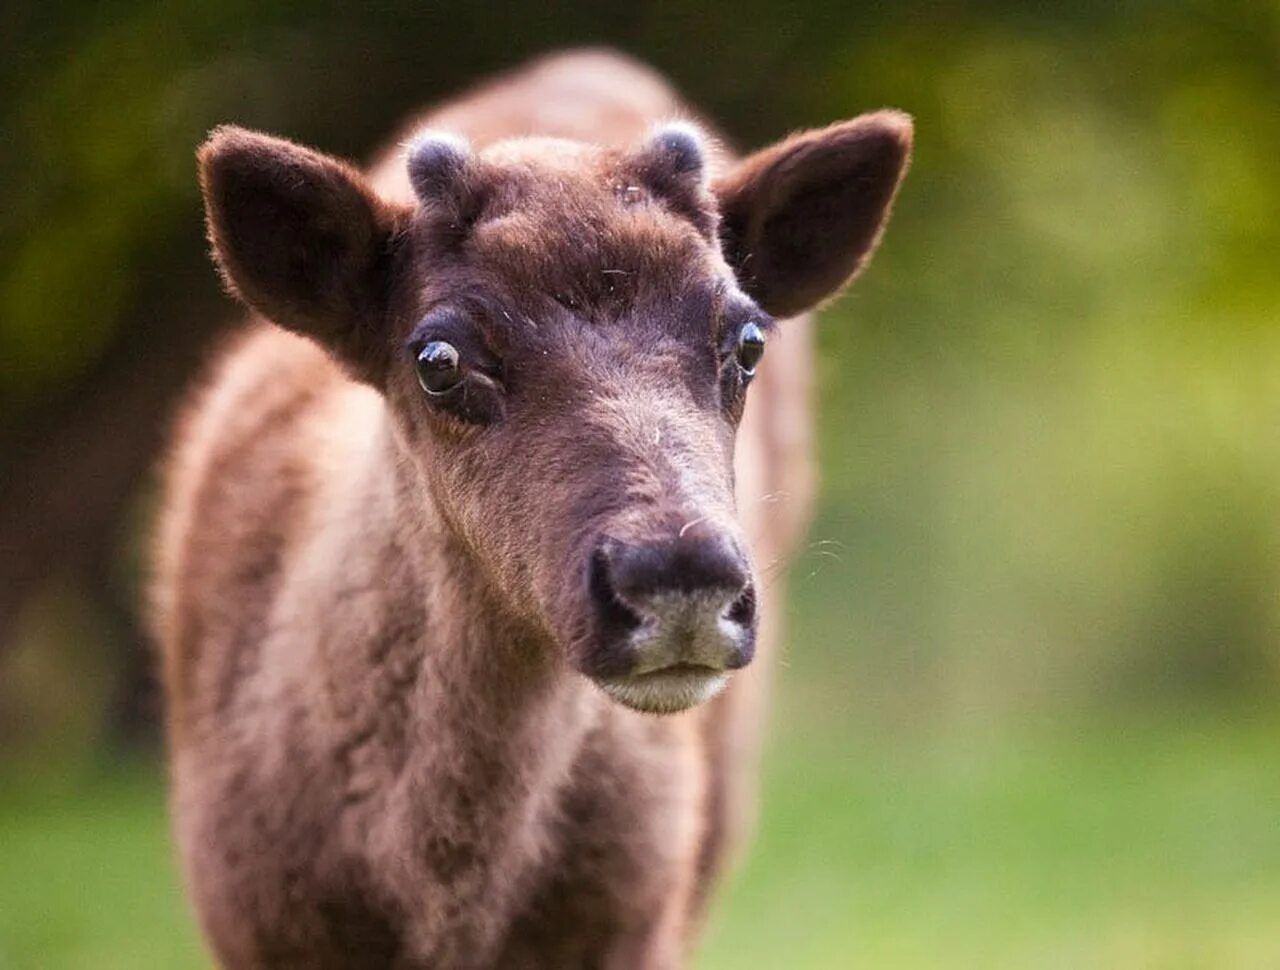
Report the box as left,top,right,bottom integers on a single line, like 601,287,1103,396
602,532,751,612
589,530,757,674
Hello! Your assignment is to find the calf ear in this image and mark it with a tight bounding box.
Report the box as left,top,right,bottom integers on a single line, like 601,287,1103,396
198,126,400,379
715,111,913,318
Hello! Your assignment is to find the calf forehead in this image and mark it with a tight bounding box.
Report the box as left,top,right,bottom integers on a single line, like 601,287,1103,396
475,210,714,315
467,147,725,315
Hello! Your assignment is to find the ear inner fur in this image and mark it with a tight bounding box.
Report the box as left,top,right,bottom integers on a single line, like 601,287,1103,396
198,125,403,383
715,111,913,317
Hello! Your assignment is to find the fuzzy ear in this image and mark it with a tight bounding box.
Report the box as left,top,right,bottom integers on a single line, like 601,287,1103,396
715,111,913,318
198,126,400,379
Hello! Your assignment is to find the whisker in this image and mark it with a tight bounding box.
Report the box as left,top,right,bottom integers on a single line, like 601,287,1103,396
808,549,845,564
678,515,708,539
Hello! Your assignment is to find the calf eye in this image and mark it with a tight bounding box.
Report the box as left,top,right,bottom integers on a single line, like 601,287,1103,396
416,341,463,395
736,322,766,375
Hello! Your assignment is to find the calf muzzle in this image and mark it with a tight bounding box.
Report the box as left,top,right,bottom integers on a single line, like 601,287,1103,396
578,526,757,713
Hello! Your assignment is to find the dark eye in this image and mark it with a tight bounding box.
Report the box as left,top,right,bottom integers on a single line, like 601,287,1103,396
736,321,766,375
415,340,463,395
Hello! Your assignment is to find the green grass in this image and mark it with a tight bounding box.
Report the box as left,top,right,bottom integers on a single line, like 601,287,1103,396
0,760,206,970
2,712,1278,969
701,710,1280,970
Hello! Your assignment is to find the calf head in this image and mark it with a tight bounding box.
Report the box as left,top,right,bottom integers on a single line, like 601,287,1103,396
198,111,911,713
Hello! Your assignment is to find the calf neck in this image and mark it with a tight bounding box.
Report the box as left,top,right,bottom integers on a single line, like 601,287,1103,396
153,50,911,968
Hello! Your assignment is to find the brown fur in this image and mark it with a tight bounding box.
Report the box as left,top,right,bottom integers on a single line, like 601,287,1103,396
153,49,911,968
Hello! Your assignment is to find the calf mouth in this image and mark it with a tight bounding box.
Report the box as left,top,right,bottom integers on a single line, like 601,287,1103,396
595,663,731,714
576,592,756,714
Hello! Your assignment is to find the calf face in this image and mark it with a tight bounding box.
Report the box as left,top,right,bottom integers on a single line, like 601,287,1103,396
197,112,910,713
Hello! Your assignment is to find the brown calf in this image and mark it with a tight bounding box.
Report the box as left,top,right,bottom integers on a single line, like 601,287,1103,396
152,49,910,968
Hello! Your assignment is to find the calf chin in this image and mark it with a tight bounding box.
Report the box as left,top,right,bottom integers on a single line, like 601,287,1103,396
598,666,732,715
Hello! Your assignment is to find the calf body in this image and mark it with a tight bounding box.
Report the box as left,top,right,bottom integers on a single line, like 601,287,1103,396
154,50,910,968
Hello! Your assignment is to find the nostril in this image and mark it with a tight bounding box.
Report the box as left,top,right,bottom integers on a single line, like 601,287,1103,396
589,546,643,634
603,532,749,604
724,583,756,628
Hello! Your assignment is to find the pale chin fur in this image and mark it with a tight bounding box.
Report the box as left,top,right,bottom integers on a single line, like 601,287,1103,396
592,588,749,713
598,670,730,715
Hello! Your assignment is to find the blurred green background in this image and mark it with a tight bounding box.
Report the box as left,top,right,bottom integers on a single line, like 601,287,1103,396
2,1,1279,967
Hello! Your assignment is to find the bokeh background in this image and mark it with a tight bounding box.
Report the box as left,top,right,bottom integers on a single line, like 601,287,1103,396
3,1,1279,967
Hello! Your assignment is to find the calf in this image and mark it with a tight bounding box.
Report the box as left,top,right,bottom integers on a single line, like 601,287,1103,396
153,49,910,969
